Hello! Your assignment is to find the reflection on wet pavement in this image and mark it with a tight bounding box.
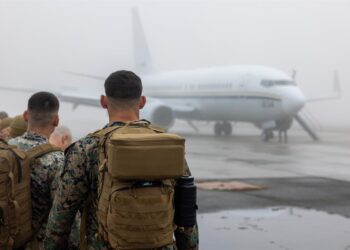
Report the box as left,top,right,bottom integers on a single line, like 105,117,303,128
198,207,350,250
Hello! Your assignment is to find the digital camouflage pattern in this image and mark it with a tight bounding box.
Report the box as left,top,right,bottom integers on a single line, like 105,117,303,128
8,132,65,249
44,122,199,250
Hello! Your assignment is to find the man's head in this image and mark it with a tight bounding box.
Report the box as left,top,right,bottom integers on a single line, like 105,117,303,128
9,115,27,138
49,125,72,150
100,70,146,116
23,92,60,133
0,111,8,120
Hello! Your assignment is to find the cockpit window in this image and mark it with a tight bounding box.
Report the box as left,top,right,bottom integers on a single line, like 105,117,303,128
261,80,296,87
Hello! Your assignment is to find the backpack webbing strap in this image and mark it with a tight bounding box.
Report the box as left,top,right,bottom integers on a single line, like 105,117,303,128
0,142,10,149
149,124,165,133
91,120,165,137
0,138,8,145
90,126,122,137
6,237,14,250
26,143,62,159
80,208,88,250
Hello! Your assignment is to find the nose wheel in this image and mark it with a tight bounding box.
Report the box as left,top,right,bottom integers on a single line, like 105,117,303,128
214,122,232,136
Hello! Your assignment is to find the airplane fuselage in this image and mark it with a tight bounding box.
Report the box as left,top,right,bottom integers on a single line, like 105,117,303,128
143,65,305,127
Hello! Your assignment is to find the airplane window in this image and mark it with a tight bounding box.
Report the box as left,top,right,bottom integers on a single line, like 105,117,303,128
274,80,296,86
261,80,274,87
261,80,296,87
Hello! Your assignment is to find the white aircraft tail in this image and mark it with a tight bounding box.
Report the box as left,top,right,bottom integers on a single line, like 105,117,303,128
333,70,341,97
132,8,154,74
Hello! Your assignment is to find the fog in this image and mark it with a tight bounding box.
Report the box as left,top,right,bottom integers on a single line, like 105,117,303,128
0,0,349,130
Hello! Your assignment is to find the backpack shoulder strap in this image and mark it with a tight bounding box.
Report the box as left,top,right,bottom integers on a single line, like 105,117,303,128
90,126,123,138
27,143,62,159
149,124,166,133
0,142,27,160
0,138,8,145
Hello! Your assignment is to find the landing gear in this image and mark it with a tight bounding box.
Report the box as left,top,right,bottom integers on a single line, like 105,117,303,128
261,129,274,142
214,123,222,136
278,130,288,143
214,122,232,136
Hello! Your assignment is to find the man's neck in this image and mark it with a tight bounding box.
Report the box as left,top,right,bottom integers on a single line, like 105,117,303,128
108,109,140,124
27,126,53,139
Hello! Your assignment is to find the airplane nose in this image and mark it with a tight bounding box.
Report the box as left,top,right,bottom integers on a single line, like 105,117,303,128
282,88,306,115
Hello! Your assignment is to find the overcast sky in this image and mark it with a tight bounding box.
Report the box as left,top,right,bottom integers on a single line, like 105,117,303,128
0,0,349,130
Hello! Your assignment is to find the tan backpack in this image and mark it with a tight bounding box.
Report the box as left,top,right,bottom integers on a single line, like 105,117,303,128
0,141,61,250
92,121,185,250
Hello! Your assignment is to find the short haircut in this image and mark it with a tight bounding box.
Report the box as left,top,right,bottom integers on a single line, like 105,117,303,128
104,70,143,100
28,92,59,127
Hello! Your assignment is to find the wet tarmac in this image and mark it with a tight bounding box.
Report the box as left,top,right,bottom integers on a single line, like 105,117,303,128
199,207,350,250
171,121,350,249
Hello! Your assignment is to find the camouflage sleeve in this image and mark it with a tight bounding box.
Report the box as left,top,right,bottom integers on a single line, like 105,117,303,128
47,151,65,200
44,139,95,250
174,159,199,250
174,224,199,250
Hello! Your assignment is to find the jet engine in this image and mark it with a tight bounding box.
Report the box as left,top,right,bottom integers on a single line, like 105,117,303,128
141,99,175,130
275,117,294,131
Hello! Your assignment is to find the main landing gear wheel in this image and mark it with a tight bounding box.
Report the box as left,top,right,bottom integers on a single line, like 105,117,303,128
261,130,274,142
214,122,232,136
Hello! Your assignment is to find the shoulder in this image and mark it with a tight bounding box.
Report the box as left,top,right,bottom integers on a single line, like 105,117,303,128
39,150,65,166
8,135,38,151
65,134,100,156
31,146,65,174
63,133,101,173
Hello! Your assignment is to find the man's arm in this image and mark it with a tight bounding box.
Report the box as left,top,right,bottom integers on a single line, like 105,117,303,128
44,140,93,249
175,224,199,250
47,151,65,201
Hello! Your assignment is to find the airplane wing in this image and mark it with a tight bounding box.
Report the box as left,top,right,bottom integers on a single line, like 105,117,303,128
64,71,105,81
0,86,41,94
306,94,341,102
0,85,101,110
0,84,197,112
58,92,100,109
0,84,196,130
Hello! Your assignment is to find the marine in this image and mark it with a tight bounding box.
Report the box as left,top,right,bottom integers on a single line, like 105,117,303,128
8,92,64,249
44,70,199,250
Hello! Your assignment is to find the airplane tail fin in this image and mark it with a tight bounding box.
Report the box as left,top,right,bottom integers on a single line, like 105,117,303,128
333,70,341,97
132,8,155,74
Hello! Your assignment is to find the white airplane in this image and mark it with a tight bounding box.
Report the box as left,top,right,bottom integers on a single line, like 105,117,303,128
63,65,313,142
0,8,340,142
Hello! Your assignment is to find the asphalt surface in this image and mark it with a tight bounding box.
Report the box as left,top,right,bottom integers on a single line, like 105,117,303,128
173,123,350,249
197,177,350,217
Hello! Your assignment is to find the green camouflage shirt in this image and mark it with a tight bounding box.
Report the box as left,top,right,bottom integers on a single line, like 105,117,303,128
8,132,65,244
44,122,199,250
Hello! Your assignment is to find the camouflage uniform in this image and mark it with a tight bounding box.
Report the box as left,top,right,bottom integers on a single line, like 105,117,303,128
8,131,65,249
44,122,199,250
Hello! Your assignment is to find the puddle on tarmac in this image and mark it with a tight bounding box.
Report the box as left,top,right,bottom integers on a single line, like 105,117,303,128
198,207,350,250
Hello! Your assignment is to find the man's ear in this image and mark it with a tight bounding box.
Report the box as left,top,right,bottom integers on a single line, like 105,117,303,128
53,114,59,127
100,95,108,109
23,110,29,122
61,135,68,144
139,96,146,110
